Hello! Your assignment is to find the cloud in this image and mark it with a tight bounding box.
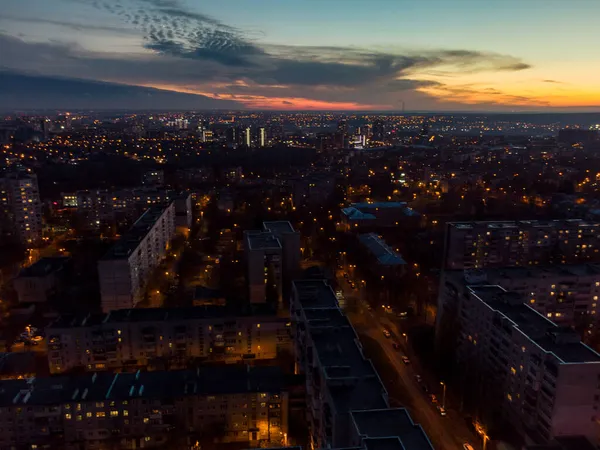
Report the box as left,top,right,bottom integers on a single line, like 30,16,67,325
543,79,564,84
0,69,240,110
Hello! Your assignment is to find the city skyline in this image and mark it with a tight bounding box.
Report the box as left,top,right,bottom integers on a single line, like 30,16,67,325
1,0,600,111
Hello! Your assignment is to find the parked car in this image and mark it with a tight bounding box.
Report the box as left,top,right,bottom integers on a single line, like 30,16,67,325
401,356,410,364
383,329,391,338
463,444,474,450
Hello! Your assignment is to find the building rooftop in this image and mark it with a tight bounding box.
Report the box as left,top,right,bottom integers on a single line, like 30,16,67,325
102,205,171,260
304,308,351,329
48,304,279,329
18,256,70,278
358,234,406,266
263,221,296,235
468,286,600,364
448,219,600,231
245,231,282,251
293,280,338,309
328,377,388,415
0,366,284,407
342,202,420,221
311,326,375,379
351,408,434,450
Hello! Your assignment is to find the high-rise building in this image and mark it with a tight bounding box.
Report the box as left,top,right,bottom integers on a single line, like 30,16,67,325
372,119,385,141
244,126,252,147
201,130,213,143
142,169,164,186
98,204,176,312
258,127,266,147
226,127,237,147
0,169,43,246
442,220,600,270
452,285,600,445
244,222,300,305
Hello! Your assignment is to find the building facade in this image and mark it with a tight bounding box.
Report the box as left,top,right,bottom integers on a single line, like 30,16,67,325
98,204,176,312
46,306,292,374
443,220,600,270
0,170,43,245
453,285,600,444
0,366,288,449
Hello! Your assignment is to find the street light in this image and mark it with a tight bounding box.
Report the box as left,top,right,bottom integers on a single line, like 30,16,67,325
440,381,446,410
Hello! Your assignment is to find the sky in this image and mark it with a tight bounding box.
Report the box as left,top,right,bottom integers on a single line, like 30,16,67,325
1,0,600,111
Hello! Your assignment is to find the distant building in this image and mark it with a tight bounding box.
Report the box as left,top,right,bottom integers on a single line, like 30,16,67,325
244,127,252,147
46,305,292,373
141,169,164,187
13,256,70,303
443,220,600,270
291,174,336,206
372,119,385,141
201,129,214,143
0,366,289,448
98,203,176,312
452,285,600,445
341,202,421,231
358,233,406,275
258,127,266,147
558,128,599,145
0,170,43,246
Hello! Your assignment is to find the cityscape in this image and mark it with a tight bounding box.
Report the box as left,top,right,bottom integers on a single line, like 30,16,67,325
2,1,600,450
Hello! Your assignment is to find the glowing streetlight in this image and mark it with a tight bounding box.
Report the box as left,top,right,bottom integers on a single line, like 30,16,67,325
440,381,447,410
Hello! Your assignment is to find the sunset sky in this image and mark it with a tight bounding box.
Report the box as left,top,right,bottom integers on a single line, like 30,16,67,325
1,0,599,110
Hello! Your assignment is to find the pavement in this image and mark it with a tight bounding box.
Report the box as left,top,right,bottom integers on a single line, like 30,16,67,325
336,271,482,450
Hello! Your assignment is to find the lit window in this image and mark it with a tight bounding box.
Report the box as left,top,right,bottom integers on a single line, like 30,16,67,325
143,417,149,424
65,413,72,420
86,412,92,418
110,411,119,417
96,412,105,418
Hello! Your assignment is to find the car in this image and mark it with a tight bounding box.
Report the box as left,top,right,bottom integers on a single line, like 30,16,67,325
383,329,391,338
430,394,437,404
401,356,410,364
437,406,447,416
366,305,372,311
414,374,422,383
463,445,474,450
31,336,43,342
392,343,400,350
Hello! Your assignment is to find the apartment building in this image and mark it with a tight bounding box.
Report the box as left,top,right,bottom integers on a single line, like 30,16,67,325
0,169,42,245
455,285,600,444
13,256,70,303
61,188,184,229
443,220,600,270
441,266,600,335
0,366,288,449
98,204,175,312
290,280,433,450
46,306,292,374
245,222,300,305
341,202,421,232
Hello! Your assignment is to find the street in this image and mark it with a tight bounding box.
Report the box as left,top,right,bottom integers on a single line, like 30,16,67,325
336,271,481,450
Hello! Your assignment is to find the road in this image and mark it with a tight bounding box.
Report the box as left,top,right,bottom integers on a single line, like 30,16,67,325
336,272,481,450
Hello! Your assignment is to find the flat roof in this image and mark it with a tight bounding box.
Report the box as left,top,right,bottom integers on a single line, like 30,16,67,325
311,327,375,379
449,264,600,284
359,233,406,266
19,256,70,278
328,378,388,415
304,308,351,329
448,219,600,230
293,280,338,309
48,304,280,329
0,366,284,407
102,205,171,260
351,409,434,450
245,231,282,251
468,286,600,364
263,221,296,235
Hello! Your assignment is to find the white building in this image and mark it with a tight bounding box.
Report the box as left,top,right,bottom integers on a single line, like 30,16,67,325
0,170,43,245
46,306,292,374
98,204,175,312
455,285,600,445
